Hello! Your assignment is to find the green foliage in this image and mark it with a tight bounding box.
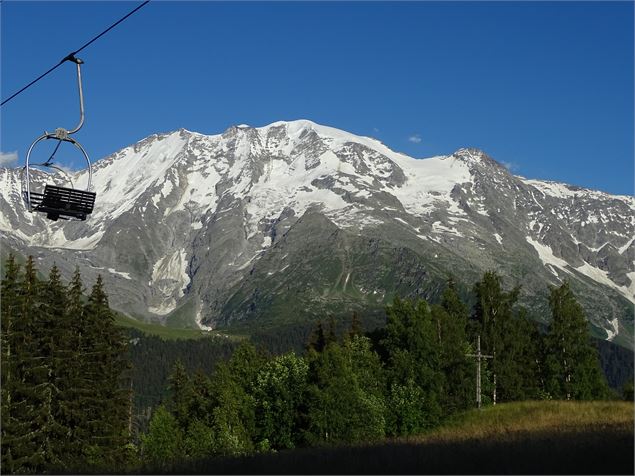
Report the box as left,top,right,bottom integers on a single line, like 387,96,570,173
168,359,193,429
304,341,385,444
1,255,46,473
382,297,444,430
208,364,255,456
470,271,542,403
434,282,474,413
306,319,329,352
253,352,308,449
184,419,215,459
385,379,428,435
544,282,609,400
141,405,183,467
0,256,133,474
131,270,620,473
126,329,237,435
200,342,263,456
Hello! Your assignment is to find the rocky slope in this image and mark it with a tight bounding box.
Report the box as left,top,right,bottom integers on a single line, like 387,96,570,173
1,120,633,347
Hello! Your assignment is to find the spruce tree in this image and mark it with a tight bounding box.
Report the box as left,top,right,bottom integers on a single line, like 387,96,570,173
168,359,193,430
348,311,363,338
1,255,40,473
2,260,133,472
32,264,72,470
62,266,93,466
307,320,327,352
438,279,473,411
81,275,131,468
19,257,50,471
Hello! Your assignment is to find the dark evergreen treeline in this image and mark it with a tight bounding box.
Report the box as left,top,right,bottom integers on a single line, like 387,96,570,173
139,271,614,468
1,255,132,474
0,254,628,474
127,329,237,434
594,338,634,390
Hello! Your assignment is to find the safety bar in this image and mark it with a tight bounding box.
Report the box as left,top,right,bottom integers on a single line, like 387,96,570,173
23,134,93,211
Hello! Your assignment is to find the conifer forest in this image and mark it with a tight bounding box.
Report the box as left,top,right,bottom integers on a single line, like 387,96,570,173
0,255,631,474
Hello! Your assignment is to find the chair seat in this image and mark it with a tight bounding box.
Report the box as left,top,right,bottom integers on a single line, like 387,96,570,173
30,184,96,221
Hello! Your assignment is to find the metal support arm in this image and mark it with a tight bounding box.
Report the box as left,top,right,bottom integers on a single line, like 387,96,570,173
58,55,86,136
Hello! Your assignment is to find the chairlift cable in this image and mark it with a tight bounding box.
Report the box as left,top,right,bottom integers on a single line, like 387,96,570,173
1,0,150,107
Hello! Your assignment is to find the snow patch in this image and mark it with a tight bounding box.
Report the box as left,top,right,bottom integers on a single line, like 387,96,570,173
432,221,463,237
196,303,215,331
526,237,570,271
605,318,619,341
148,249,190,315
573,261,635,304
618,236,634,255
108,268,132,280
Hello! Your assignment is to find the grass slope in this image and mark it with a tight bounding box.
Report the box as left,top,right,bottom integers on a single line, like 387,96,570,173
113,311,244,341
157,401,634,475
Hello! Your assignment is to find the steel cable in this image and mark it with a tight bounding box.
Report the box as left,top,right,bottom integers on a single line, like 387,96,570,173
1,1,150,107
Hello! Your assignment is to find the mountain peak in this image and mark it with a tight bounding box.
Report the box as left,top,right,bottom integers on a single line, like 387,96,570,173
1,120,633,346
453,147,489,161
452,147,508,171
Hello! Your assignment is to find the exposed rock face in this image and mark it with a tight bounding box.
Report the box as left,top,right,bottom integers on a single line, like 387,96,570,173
1,120,633,347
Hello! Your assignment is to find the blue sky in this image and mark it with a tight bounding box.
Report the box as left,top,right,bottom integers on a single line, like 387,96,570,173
1,1,633,195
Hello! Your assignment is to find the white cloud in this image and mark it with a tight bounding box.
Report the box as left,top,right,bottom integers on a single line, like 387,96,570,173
501,161,519,172
0,151,19,167
408,134,422,144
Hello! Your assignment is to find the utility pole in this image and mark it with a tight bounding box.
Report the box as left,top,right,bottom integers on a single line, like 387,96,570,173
466,335,493,410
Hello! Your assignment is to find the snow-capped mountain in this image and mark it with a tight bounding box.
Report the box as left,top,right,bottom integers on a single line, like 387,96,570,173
1,120,633,347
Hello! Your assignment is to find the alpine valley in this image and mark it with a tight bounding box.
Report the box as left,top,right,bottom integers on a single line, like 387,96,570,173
1,120,633,349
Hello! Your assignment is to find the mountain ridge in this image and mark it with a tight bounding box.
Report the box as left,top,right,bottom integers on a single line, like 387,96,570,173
1,120,633,348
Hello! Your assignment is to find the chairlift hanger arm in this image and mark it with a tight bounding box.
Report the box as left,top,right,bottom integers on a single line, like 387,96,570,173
58,55,85,136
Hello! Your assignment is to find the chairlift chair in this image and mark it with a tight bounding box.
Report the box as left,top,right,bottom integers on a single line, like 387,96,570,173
21,55,96,222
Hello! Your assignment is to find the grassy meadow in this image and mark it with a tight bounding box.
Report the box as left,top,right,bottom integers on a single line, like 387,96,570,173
150,400,634,475
113,310,245,341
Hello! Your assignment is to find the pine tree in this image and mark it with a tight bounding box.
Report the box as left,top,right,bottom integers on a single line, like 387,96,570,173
498,307,543,401
32,264,73,470
348,311,363,338
326,316,337,344
2,260,133,472
81,275,132,468
168,359,193,431
544,282,608,400
61,266,93,466
438,279,473,412
307,320,327,352
1,255,40,473
0,256,60,472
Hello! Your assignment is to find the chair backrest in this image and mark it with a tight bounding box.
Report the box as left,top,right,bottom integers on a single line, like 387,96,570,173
36,184,96,219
